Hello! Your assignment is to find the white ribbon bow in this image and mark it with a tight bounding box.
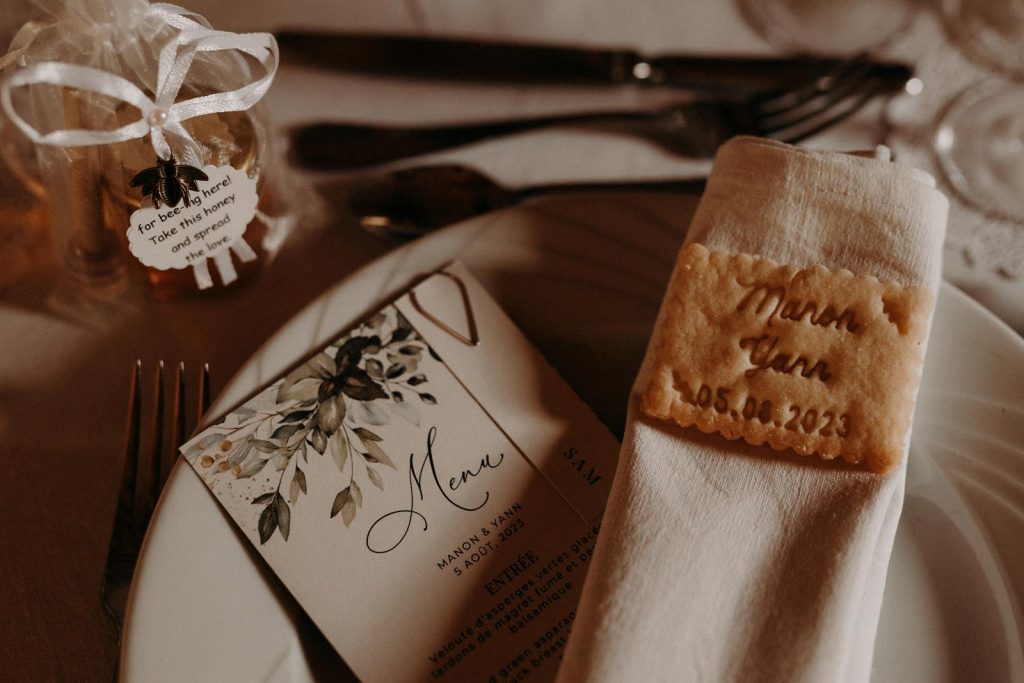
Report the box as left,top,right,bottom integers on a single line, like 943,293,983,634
0,4,279,289
1,3,278,164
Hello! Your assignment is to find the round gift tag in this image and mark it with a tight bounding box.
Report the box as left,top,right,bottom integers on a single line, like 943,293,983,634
127,165,258,271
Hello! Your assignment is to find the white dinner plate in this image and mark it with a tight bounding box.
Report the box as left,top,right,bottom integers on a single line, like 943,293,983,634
123,194,1024,682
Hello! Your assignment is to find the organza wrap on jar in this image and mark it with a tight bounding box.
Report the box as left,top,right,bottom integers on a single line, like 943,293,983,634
0,0,281,291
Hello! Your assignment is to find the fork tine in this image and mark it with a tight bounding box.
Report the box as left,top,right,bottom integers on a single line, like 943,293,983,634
164,361,186,487
753,54,871,116
136,361,164,540
755,63,878,135
198,362,211,423
110,361,141,549
773,78,887,145
102,361,141,626
104,360,210,630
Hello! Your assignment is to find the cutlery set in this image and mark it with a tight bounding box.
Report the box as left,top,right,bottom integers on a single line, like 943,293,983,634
283,33,911,172
276,33,912,236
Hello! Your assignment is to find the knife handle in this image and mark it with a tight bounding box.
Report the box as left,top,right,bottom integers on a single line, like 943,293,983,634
278,31,643,85
290,110,652,170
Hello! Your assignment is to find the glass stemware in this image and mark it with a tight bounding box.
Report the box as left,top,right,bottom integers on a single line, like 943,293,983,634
940,0,1024,77
934,82,1024,222
930,0,1024,222
735,0,915,54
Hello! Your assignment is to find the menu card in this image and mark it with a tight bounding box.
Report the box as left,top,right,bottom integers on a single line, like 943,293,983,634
181,262,618,682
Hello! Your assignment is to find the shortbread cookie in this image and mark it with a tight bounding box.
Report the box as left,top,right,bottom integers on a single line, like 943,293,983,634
641,244,933,473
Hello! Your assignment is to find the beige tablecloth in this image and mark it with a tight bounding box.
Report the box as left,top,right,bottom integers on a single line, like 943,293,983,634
0,1,1020,681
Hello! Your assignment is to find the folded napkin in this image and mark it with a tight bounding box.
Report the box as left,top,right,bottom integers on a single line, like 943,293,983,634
557,137,948,682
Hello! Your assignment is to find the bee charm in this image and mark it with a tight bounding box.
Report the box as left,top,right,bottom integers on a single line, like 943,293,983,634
130,156,209,208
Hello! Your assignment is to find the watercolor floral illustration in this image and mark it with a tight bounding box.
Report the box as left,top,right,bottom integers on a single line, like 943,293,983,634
183,307,440,544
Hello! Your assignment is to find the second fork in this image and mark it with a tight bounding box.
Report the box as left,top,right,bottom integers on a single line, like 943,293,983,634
102,360,211,628
290,56,911,170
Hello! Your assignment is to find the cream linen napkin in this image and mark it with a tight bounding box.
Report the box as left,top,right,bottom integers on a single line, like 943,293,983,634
557,137,948,683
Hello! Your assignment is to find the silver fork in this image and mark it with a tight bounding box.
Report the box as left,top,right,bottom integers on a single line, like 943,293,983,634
102,360,211,628
290,55,911,170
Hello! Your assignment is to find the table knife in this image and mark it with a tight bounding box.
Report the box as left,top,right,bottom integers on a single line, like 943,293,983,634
275,31,912,93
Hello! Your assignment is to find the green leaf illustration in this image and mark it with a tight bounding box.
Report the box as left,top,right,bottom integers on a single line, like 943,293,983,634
367,466,384,490
272,423,304,441
317,394,346,435
365,359,384,381
388,353,420,376
227,443,253,466
278,379,320,404
276,496,291,541
281,409,314,424
251,439,279,453
310,427,328,454
335,335,382,371
351,400,390,426
329,431,349,474
331,488,357,526
330,489,346,517
391,315,413,342
236,306,438,544
353,427,383,442
258,502,277,544
237,457,269,478
341,368,388,402
363,440,395,469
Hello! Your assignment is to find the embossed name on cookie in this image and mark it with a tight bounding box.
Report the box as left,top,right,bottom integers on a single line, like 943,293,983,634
641,244,933,473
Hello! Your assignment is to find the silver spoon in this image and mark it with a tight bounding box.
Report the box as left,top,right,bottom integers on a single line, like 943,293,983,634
350,164,706,238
